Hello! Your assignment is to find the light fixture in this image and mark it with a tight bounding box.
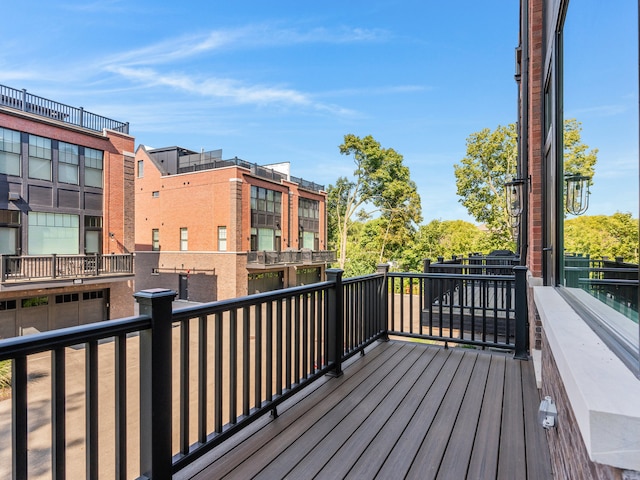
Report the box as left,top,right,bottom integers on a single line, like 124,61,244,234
505,177,525,224
565,174,591,215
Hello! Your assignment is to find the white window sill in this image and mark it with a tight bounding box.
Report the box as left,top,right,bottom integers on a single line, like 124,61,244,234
533,286,640,472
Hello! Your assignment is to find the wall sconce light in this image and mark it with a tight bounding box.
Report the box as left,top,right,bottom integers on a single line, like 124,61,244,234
505,177,525,225
565,174,591,215
109,232,115,239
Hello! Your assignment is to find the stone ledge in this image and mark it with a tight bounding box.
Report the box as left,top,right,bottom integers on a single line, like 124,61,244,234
534,286,640,472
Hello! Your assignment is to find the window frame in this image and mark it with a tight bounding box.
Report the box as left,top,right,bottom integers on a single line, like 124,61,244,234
58,141,79,185
218,226,227,251
180,227,188,251
0,127,21,176
84,147,103,188
28,134,52,181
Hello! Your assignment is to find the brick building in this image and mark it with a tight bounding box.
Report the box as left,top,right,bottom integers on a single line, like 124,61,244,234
518,1,640,476
134,145,334,302
0,85,135,338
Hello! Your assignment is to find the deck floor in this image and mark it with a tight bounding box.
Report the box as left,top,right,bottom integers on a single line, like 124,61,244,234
178,341,552,480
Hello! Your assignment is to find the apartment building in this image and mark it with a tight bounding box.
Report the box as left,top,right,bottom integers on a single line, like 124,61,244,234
134,145,333,302
518,1,640,476
0,85,135,338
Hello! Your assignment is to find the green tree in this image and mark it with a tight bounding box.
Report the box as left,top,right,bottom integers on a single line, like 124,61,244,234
454,119,597,242
403,219,499,270
564,212,638,263
327,134,422,270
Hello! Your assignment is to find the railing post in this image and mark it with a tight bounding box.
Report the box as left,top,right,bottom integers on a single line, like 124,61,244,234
94,253,99,276
134,289,176,480
0,255,4,282
325,269,344,377
376,263,390,340
513,266,529,360
52,254,57,279
21,89,27,111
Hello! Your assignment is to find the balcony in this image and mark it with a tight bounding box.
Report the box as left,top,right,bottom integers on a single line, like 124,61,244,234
0,254,134,287
247,249,337,267
0,264,551,479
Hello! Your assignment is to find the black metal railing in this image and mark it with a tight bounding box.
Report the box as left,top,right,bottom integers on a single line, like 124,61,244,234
0,264,526,479
385,266,527,356
0,254,134,283
564,254,638,318
0,84,129,134
247,249,336,265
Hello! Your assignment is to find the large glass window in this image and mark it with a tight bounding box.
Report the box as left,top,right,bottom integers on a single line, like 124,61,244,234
257,228,274,251
58,142,79,184
0,127,21,176
562,2,639,365
28,212,79,254
28,135,52,181
85,147,103,188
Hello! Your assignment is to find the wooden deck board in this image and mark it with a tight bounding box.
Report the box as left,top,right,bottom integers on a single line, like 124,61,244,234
181,341,551,480
434,352,491,479
498,357,525,480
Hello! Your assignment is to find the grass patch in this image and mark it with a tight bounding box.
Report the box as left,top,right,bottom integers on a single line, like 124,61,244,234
0,360,11,400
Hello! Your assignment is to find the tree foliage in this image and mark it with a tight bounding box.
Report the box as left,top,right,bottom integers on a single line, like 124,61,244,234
402,219,512,271
454,119,598,242
327,134,422,270
564,212,638,263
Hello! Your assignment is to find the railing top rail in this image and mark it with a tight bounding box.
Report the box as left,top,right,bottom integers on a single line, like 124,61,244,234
0,315,150,361
342,272,385,285
395,272,516,281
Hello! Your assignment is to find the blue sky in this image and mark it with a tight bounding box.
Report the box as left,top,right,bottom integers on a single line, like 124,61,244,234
1,1,637,222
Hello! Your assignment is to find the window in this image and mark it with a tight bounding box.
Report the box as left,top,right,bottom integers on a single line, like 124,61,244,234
218,226,227,251
58,142,79,184
137,160,144,178
0,210,20,255
28,135,52,180
180,228,188,251
0,127,21,176
83,291,103,300
152,229,160,251
560,2,639,369
250,186,282,250
152,191,159,198
0,300,17,311
84,216,102,254
84,147,103,188
21,296,48,308
28,212,79,255
251,186,282,214
55,293,79,304
257,228,274,251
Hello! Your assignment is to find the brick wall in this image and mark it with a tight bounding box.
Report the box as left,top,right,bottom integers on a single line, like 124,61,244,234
527,0,545,280
540,329,624,479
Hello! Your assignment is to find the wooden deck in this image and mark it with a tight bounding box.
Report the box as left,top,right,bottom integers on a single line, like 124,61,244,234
177,341,552,480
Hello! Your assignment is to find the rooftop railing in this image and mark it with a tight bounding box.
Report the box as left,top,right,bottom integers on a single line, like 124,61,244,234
0,84,129,134
175,152,326,192
0,264,527,479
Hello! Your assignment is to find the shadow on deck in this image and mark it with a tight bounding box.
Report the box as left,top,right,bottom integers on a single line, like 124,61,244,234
178,341,551,480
